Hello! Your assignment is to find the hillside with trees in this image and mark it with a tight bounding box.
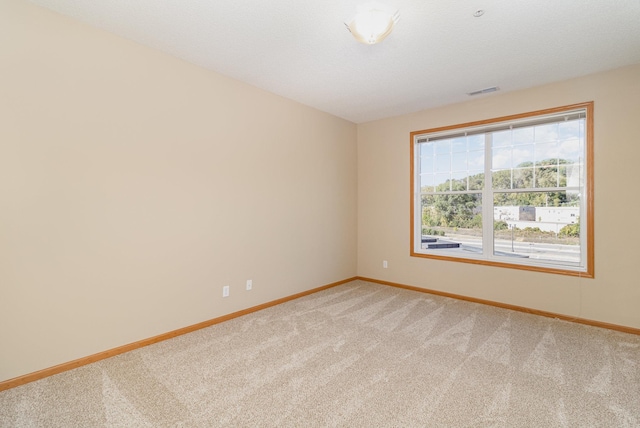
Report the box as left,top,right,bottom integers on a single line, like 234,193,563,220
422,158,580,233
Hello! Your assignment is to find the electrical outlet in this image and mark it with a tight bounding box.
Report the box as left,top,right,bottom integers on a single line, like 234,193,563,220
246,280,252,291
222,285,229,297
383,260,388,268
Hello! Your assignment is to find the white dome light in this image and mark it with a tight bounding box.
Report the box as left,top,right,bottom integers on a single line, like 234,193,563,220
345,3,400,45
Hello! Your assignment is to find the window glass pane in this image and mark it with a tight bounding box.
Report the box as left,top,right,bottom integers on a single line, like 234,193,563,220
513,167,534,189
492,169,512,190
512,126,534,145
467,134,484,151
435,154,451,173
419,142,434,157
535,142,558,164
534,123,559,143
535,166,559,188
451,152,467,172
435,140,451,155
420,155,434,174
565,163,582,188
421,193,483,252
493,192,581,266
558,119,581,140
468,170,484,190
558,166,568,187
451,137,467,153
512,144,534,168
558,139,581,163
492,147,512,169
468,150,484,170
435,173,451,190
420,174,436,192
451,174,467,191
492,130,511,147
493,191,579,214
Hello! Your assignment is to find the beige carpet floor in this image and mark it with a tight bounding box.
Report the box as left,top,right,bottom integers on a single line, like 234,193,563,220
1,280,639,427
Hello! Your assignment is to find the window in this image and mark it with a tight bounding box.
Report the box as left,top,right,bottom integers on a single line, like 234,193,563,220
410,102,593,277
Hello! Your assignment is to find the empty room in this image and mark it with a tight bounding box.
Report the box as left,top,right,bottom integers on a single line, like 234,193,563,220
1,0,639,426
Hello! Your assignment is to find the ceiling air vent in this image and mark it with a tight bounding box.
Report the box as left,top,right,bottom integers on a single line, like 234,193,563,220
467,86,500,96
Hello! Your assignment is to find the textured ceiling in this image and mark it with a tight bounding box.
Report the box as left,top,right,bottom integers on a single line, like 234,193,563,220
29,0,640,123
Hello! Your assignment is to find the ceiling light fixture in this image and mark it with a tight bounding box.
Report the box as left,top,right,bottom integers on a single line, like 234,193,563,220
345,3,399,45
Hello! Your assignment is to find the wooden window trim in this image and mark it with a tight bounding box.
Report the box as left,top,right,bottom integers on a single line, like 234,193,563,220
409,102,594,278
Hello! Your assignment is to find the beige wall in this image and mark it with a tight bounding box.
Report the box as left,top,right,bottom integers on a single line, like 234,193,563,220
2,0,638,386
0,0,357,382
358,64,640,329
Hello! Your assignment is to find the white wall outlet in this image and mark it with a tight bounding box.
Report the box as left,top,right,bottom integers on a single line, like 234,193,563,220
246,279,252,291
222,285,230,297
383,260,388,268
